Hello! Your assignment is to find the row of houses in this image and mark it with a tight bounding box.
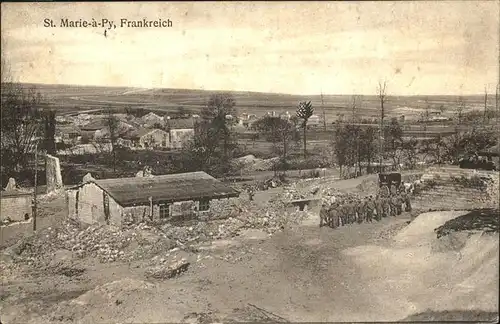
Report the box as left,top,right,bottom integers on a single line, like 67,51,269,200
56,115,196,150
238,111,323,129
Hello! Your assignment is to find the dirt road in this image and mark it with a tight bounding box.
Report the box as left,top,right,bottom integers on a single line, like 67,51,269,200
1,213,415,323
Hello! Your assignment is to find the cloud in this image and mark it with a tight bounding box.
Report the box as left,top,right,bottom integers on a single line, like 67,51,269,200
1,1,498,95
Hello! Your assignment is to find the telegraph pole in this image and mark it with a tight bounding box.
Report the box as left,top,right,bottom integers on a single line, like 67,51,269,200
379,106,384,172
496,84,499,159
484,85,488,123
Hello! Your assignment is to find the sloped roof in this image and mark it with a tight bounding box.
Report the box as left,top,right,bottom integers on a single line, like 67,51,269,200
122,127,167,139
81,119,106,131
56,124,81,135
93,171,239,206
167,118,195,130
142,112,162,120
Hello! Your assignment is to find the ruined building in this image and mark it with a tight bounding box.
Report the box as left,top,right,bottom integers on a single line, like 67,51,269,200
66,171,240,227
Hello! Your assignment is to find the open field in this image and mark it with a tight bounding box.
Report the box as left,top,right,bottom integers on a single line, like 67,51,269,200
21,83,498,121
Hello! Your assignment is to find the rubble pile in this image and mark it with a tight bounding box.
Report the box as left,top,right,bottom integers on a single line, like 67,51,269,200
280,179,324,201
161,220,242,244
281,183,307,200
54,224,133,263
232,155,280,172
252,177,284,191
5,222,175,265
123,223,177,261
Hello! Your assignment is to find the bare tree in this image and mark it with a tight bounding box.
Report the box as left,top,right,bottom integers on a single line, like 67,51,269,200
350,95,360,122
377,81,388,171
43,109,57,155
321,92,327,131
104,107,120,174
296,101,314,158
1,82,43,173
455,96,465,127
184,93,238,177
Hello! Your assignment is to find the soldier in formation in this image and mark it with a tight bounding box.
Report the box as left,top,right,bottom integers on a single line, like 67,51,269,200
319,188,414,229
402,189,412,212
328,202,341,228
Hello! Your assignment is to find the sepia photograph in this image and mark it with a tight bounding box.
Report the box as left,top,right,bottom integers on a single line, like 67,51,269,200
0,1,499,323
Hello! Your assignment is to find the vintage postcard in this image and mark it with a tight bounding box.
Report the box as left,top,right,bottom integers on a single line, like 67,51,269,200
1,1,499,323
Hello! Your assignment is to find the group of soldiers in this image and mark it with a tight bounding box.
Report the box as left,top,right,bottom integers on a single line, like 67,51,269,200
319,188,412,228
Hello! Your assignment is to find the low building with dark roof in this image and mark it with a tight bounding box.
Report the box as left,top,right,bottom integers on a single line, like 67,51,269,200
123,128,170,149
66,171,240,227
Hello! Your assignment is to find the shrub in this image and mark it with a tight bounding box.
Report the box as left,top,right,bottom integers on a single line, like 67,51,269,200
301,169,321,179
450,175,487,190
421,179,438,191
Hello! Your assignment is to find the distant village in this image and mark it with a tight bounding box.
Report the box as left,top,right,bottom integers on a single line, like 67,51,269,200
54,110,328,155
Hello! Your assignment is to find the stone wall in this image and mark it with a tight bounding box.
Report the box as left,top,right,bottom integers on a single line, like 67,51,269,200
123,205,152,224
414,167,498,210
0,195,32,222
83,195,240,227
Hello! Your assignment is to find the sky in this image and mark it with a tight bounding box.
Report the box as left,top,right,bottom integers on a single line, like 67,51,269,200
1,1,499,96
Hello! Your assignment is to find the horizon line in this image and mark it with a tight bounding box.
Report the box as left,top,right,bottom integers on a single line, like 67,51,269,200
6,81,498,98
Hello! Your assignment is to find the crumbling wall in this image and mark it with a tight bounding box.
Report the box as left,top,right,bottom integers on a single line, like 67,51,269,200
108,195,124,227
0,195,32,222
414,167,498,210
67,189,78,220
486,173,499,208
123,205,152,224
46,154,63,193
77,183,105,225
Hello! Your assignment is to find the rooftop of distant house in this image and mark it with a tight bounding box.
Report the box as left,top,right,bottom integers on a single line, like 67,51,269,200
56,124,81,134
80,119,106,131
167,118,195,130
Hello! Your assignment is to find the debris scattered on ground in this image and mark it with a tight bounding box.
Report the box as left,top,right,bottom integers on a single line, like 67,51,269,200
145,258,190,279
182,311,220,324
50,264,86,278
224,304,290,323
